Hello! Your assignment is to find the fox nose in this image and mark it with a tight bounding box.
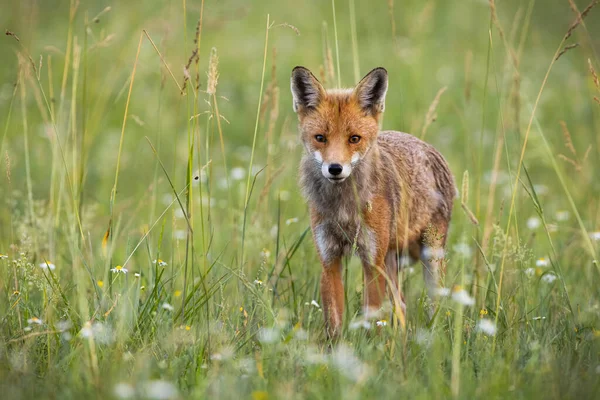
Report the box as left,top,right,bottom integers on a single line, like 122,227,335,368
328,164,343,176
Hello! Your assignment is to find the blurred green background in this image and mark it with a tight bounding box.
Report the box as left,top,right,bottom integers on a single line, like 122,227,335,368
1,0,600,398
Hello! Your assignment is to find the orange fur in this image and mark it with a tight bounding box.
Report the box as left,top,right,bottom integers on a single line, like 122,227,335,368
292,67,455,338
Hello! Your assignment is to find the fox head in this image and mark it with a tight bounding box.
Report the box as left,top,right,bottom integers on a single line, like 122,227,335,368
291,67,388,183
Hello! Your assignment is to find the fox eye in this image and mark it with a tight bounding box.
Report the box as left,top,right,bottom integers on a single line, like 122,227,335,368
349,135,361,144
315,135,327,143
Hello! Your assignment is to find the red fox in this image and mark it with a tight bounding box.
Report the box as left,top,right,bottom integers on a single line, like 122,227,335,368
291,66,456,337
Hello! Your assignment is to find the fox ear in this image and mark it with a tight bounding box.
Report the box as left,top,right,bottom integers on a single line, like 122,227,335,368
354,68,388,115
291,67,325,113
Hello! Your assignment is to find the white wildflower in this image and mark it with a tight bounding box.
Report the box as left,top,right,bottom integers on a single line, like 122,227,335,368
294,328,309,341
533,184,548,195
134,273,141,277
161,303,174,312
310,300,320,308
230,167,246,181
142,380,178,400
376,319,388,327
278,190,291,201
527,217,541,230
153,259,168,267
174,209,186,219
349,319,371,330
285,217,299,226
79,321,114,344
477,319,497,336
27,317,43,325
415,328,433,346
0,253,8,260
452,288,475,306
113,383,135,399
110,265,128,274
39,261,56,271
453,243,472,258
331,344,371,382
210,346,234,361
536,257,549,267
56,320,71,331
260,248,271,260
257,327,279,344
435,287,451,297
304,346,328,365
590,232,600,241
542,273,557,283
253,279,264,286
524,268,535,277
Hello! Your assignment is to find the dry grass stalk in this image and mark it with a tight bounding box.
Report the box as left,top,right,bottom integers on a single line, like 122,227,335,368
387,0,397,44
206,47,219,95
555,43,579,61
272,22,300,36
557,121,588,171
5,151,11,184
5,29,20,41
489,0,518,67
565,0,599,40
460,170,479,225
420,86,447,139
589,59,600,104
464,50,472,102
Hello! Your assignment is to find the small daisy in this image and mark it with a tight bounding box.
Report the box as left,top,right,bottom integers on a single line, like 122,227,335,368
278,190,291,201
376,319,388,327
527,217,541,230
542,273,557,283
153,259,168,267
452,287,475,306
0,253,8,260
524,267,535,276
536,257,549,267
349,319,371,330
230,167,246,181
161,303,174,311
453,243,472,258
142,380,178,400
260,248,271,259
477,319,497,336
257,327,280,344
590,232,600,241
285,217,299,226
555,210,570,221
27,317,43,325
110,265,128,274
134,273,141,277
253,279,264,286
435,287,451,297
113,382,135,399
310,300,320,308
39,261,56,271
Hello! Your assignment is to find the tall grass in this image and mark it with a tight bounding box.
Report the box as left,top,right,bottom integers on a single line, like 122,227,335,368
1,1,600,399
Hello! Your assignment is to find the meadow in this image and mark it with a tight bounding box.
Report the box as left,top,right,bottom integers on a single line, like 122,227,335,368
1,0,600,398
